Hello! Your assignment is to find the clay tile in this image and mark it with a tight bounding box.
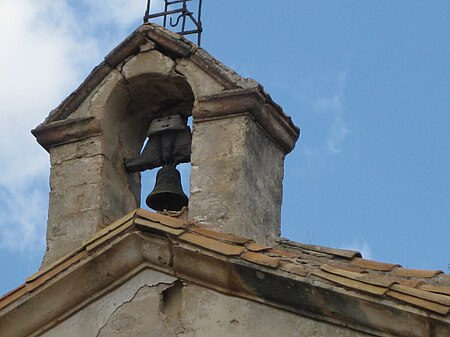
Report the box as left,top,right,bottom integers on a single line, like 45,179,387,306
136,208,186,229
394,268,443,278
312,269,388,296
278,238,361,259
398,279,424,288
0,284,28,311
246,242,272,252
328,263,366,274
350,258,399,272
25,250,88,293
189,226,250,245
387,290,450,315
82,210,137,247
391,284,450,307
86,219,135,252
135,217,185,237
25,246,85,284
179,232,245,256
268,249,299,259
419,284,450,296
321,264,396,288
279,261,309,277
241,251,281,269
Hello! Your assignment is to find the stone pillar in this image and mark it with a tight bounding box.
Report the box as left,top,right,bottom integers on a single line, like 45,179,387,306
33,115,141,267
189,88,299,245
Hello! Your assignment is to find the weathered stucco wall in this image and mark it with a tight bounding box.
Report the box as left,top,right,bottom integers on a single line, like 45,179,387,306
43,269,371,337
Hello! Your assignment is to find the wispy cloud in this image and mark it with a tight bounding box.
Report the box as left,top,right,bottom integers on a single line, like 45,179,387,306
313,70,350,155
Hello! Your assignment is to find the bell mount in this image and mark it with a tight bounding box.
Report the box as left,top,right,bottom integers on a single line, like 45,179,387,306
144,0,204,45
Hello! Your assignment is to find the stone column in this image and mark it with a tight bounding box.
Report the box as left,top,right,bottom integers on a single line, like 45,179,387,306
189,88,299,245
33,116,141,267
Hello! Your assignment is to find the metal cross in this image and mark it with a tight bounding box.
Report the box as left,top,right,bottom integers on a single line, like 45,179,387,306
144,0,204,45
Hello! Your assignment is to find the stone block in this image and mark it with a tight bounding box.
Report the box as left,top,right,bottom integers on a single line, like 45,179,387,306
122,50,175,80
49,155,105,191
176,58,225,97
50,136,104,166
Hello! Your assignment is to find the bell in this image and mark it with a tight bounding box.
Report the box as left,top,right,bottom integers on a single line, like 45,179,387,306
146,165,188,211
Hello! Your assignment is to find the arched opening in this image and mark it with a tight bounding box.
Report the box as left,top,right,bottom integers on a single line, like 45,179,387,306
103,72,195,212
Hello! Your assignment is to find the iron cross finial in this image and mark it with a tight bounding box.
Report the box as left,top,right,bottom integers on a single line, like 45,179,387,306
144,0,204,45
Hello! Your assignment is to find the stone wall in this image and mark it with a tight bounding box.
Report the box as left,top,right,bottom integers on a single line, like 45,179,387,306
190,114,284,245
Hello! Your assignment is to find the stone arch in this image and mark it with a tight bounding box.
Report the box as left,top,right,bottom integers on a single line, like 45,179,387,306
98,69,196,215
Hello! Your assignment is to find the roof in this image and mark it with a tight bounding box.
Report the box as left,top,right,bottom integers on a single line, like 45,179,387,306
1,209,449,336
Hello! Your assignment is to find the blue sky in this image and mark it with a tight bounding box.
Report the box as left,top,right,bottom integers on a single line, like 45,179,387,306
0,1,449,295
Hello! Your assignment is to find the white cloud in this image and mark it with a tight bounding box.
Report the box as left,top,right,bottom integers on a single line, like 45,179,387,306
314,70,350,155
0,187,47,252
79,0,146,30
0,0,143,253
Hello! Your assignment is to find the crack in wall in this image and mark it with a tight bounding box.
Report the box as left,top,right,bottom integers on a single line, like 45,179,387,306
52,153,110,167
94,280,177,337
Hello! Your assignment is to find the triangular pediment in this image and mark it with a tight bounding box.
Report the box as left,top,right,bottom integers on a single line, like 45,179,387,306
32,23,298,154
1,209,449,336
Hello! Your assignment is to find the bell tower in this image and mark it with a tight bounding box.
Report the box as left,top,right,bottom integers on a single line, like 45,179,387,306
32,24,300,268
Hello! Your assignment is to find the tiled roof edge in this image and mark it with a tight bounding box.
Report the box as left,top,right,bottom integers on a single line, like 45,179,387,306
1,208,450,324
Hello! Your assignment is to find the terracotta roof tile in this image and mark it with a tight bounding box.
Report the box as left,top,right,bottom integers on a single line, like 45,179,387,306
398,279,425,288
135,217,185,236
394,268,443,278
387,290,450,315
326,263,366,274
26,250,88,292
391,284,450,307
179,232,245,256
0,285,27,311
2,207,450,321
246,242,272,252
279,238,361,259
312,269,388,296
189,226,250,245
25,246,85,284
241,251,281,269
86,219,134,251
136,208,186,228
320,264,397,288
267,248,298,259
279,261,309,277
418,284,450,296
82,210,137,246
350,258,399,272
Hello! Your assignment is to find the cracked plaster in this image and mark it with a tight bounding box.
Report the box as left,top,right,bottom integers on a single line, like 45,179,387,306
42,269,177,337
41,268,372,337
